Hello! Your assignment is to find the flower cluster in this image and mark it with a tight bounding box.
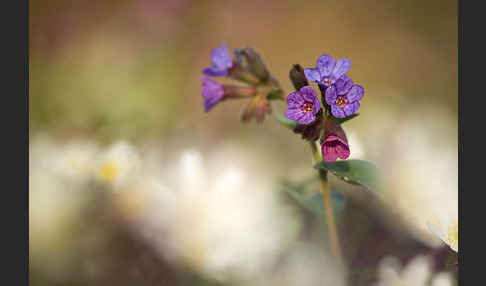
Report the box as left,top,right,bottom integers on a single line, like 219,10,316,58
201,44,365,162
201,42,282,122
284,54,365,162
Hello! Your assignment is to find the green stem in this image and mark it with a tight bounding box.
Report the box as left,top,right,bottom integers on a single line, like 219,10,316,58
309,141,343,266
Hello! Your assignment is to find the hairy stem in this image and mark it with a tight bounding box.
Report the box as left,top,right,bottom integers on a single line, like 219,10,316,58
309,141,343,266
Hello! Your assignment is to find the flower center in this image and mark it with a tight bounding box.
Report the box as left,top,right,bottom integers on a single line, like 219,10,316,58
301,102,313,113
322,77,332,86
336,96,348,108
100,161,120,182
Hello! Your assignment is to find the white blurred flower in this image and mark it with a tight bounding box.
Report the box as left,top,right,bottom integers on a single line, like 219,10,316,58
253,243,348,286
29,136,93,278
376,107,458,248
94,141,141,190
131,148,301,282
427,212,458,252
375,255,454,286
53,140,99,186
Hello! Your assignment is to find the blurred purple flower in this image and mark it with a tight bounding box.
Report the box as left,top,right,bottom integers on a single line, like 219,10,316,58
201,77,224,112
203,42,234,77
304,54,351,87
325,76,364,118
285,86,321,125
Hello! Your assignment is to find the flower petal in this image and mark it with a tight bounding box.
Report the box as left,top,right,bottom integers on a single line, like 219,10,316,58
211,42,233,69
201,78,224,112
203,66,228,77
325,85,337,105
316,54,335,77
285,108,305,121
304,67,321,82
331,58,351,82
343,101,360,116
201,77,224,97
334,75,354,95
331,105,346,118
313,95,321,115
300,86,318,102
346,84,364,102
335,143,350,160
298,112,316,125
323,147,338,162
286,92,305,108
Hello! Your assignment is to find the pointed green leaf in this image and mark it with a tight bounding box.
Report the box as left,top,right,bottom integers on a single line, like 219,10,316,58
314,159,381,192
275,114,297,130
329,113,359,124
266,89,284,100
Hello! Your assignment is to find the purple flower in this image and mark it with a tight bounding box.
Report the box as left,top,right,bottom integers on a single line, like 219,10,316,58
325,75,364,118
285,86,321,125
203,42,234,77
201,77,224,112
320,119,350,162
322,135,350,162
304,54,351,87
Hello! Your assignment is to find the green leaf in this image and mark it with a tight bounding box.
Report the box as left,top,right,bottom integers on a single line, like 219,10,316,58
266,89,284,100
281,180,345,218
275,114,297,130
330,113,359,124
314,159,381,192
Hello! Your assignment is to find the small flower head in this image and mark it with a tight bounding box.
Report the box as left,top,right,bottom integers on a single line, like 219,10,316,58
201,77,225,112
284,86,321,125
321,119,350,162
203,42,234,77
304,54,351,87
325,75,364,118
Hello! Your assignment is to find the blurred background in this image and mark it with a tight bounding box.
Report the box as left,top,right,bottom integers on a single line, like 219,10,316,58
29,0,458,285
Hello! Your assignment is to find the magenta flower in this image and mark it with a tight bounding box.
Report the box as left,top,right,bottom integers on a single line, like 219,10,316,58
325,75,364,118
201,77,224,112
304,54,351,88
321,119,350,162
285,86,321,125
203,42,234,77
322,135,350,162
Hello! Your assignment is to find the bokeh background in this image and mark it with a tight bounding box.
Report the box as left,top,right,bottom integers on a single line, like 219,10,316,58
29,0,458,285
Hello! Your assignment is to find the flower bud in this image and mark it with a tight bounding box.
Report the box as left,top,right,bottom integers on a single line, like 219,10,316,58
237,47,270,83
289,64,309,91
320,119,350,162
241,95,271,123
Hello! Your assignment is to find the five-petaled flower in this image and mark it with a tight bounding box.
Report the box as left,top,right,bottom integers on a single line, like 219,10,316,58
201,77,225,112
285,86,321,125
304,54,351,88
203,42,234,77
325,75,364,118
321,119,350,162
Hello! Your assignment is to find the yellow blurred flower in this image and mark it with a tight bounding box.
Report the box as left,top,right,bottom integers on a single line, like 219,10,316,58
94,141,141,190
427,216,458,253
